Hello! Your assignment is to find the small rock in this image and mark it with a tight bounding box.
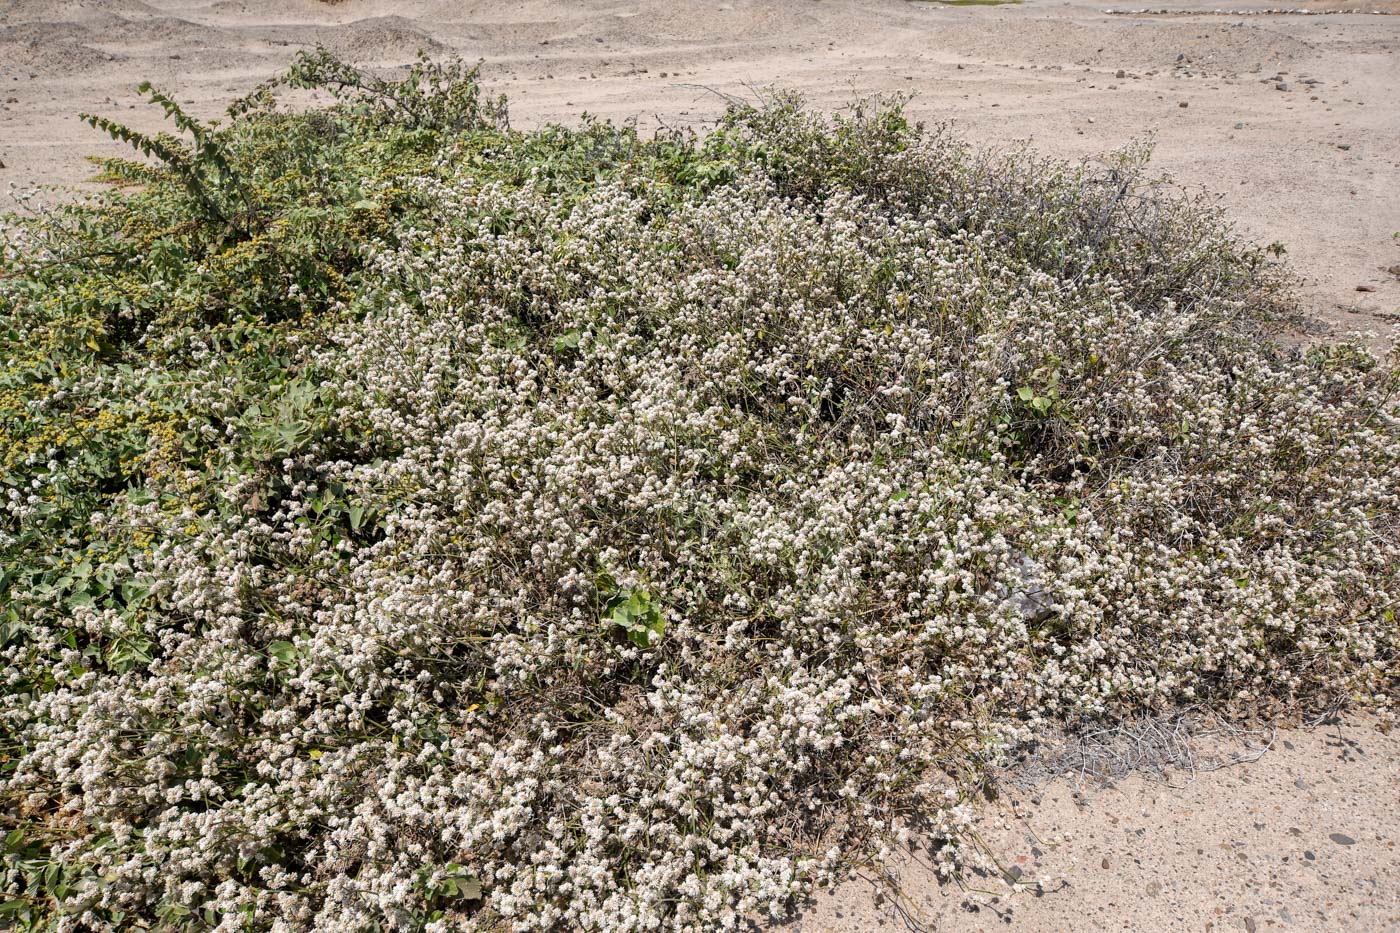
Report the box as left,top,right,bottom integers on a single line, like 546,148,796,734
1294,778,1307,789
997,551,1056,623
1179,101,1189,108
1101,857,1111,870
1245,918,1258,933
1234,122,1244,129
1116,69,1126,78
1276,82,1291,92
1355,285,1376,293
1146,880,1162,897
1387,264,1400,277
1329,833,1356,845
1337,144,1351,151
1304,850,1316,861
1007,865,1024,881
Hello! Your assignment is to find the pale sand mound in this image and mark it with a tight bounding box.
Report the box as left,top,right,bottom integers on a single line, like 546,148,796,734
1,1,1398,930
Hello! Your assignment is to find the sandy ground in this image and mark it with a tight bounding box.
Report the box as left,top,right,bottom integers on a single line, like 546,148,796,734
2,1,1399,929
796,714,1400,931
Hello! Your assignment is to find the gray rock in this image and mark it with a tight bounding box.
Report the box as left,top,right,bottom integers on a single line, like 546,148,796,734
998,551,1057,623
1328,833,1356,846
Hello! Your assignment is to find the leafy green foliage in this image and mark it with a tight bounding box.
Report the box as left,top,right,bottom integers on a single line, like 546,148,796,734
604,587,666,649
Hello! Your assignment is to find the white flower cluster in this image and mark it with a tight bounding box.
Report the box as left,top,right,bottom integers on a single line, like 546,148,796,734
5,110,1398,931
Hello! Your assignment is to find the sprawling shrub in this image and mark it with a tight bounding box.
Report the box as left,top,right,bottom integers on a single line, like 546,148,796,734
2,53,1396,932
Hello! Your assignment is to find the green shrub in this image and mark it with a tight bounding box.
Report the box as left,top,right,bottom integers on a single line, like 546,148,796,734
1,52,1396,932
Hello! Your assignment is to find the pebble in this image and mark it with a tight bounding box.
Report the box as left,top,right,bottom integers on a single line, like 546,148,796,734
1245,918,1258,933
1328,832,1356,845
1276,82,1291,92
1179,101,1188,108
1304,850,1316,861
1355,285,1376,293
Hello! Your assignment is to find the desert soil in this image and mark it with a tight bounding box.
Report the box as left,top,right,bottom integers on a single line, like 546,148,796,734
2,1,1398,930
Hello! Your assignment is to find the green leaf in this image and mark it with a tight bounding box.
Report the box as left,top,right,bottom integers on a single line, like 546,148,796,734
1016,386,1035,402
267,640,297,665
604,588,665,648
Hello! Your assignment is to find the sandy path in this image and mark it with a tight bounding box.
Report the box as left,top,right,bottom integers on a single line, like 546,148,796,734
2,2,1398,930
